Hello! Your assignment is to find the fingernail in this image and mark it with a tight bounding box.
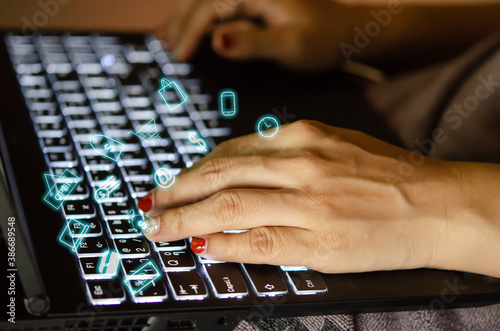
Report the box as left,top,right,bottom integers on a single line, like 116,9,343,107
222,33,233,50
191,238,206,254
138,194,153,213
140,215,160,237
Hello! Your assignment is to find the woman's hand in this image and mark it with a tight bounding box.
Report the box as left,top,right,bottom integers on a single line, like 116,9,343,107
156,0,354,70
138,120,500,277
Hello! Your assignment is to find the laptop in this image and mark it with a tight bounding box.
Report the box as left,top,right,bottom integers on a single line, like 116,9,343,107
1,32,499,331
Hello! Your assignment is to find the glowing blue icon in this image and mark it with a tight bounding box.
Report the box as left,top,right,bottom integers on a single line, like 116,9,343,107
153,167,176,189
89,134,125,162
137,215,159,237
219,89,238,118
187,131,208,152
129,118,161,144
124,209,157,236
123,261,161,295
256,115,281,139
157,77,188,111
125,209,143,228
98,249,120,277
43,169,80,211
58,219,90,253
125,209,138,221
94,175,121,203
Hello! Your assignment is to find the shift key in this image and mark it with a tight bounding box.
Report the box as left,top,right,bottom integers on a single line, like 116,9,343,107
242,264,287,297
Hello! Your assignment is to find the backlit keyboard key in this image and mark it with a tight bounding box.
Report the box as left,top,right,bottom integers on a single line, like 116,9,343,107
158,250,195,271
63,199,96,218
121,258,158,279
106,219,141,238
129,180,155,198
125,279,168,303
75,237,108,257
153,240,186,251
280,265,308,272
64,182,90,200
204,263,248,298
68,218,102,237
114,238,150,257
242,264,288,297
286,271,328,295
101,201,134,219
167,271,208,300
86,279,125,305
79,256,111,280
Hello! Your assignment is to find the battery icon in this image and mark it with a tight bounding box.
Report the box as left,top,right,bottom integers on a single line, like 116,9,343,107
219,89,238,118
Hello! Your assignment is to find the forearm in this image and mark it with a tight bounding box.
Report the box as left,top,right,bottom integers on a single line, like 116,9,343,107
0,0,172,32
337,1,500,66
430,162,500,278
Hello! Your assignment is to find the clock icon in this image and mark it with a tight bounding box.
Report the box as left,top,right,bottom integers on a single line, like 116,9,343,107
256,115,281,139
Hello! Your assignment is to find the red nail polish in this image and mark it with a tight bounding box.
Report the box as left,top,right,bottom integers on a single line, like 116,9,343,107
222,33,233,49
191,238,206,254
138,195,153,213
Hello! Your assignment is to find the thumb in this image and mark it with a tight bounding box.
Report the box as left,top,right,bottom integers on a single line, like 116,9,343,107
212,21,299,64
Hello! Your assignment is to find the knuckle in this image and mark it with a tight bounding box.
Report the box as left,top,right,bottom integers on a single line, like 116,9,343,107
298,150,322,165
292,150,326,176
305,228,352,272
290,120,326,140
249,227,283,260
220,237,239,261
319,227,351,256
300,185,332,209
236,142,258,156
213,191,243,228
213,140,232,156
171,207,188,236
201,157,231,190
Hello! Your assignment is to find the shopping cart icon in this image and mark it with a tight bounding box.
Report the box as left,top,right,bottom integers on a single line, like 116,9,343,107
129,119,161,144
157,77,188,111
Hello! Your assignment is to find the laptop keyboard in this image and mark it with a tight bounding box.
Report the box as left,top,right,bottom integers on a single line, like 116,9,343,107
5,33,328,305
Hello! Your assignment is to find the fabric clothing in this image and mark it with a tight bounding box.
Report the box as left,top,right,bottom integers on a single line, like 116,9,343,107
235,32,500,331
366,32,500,163
235,303,500,331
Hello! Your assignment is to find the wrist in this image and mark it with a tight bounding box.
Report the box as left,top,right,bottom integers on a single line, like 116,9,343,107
427,162,500,278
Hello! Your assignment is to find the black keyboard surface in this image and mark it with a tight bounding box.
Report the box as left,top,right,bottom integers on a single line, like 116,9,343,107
5,33,328,306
